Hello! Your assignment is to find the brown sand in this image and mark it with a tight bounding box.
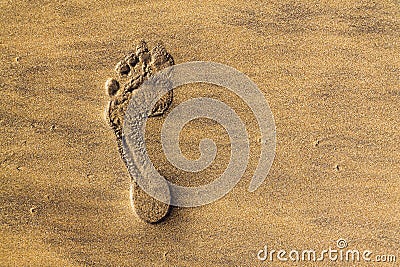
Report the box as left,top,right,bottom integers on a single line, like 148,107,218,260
1,0,399,266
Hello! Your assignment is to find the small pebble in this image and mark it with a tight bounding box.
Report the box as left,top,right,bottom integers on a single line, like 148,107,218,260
29,207,37,214
163,251,168,260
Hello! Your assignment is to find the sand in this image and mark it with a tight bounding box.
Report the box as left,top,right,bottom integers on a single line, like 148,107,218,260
1,0,399,266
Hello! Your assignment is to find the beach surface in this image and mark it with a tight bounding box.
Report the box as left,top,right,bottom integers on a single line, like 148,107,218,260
1,0,399,266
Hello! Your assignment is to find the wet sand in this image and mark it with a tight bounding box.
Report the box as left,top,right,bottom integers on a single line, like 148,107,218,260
1,0,399,266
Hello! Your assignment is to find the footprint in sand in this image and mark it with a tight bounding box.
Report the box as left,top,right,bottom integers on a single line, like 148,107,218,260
104,40,174,223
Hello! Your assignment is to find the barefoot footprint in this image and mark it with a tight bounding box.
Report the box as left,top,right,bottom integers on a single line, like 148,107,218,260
105,40,174,223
